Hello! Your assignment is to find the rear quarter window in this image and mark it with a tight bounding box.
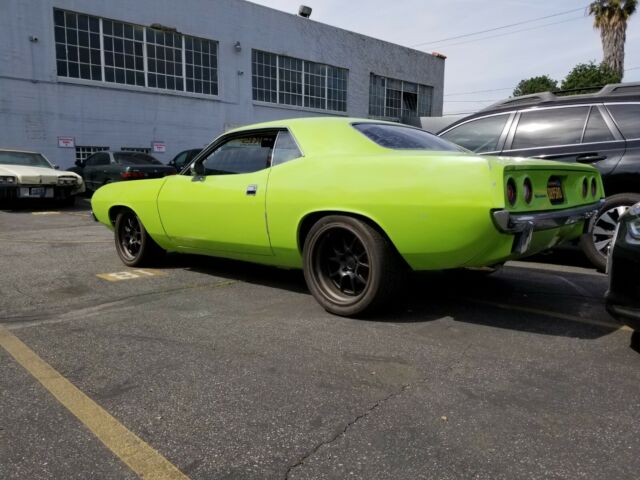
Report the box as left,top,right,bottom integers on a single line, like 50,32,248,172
353,123,461,151
606,104,640,139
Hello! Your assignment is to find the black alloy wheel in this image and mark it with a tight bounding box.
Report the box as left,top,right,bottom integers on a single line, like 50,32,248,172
303,215,402,316
114,209,164,267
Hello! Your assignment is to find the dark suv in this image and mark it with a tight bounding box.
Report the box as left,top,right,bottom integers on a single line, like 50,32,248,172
438,82,640,270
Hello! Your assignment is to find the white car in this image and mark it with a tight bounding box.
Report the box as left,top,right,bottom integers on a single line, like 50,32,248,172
0,149,84,205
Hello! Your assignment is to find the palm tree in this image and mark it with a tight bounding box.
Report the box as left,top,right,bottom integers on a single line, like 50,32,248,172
588,0,637,78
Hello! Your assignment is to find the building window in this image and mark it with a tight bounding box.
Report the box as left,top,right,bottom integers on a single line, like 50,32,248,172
252,50,348,113
53,8,218,97
120,147,151,153
369,74,433,124
75,146,109,162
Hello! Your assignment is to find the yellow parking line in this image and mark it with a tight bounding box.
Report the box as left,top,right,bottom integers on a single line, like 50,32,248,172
0,326,189,480
464,298,633,332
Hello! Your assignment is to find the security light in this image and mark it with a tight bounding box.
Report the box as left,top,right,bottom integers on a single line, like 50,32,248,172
298,5,312,18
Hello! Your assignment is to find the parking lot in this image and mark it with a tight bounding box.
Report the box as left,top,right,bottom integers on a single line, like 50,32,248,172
1,200,639,480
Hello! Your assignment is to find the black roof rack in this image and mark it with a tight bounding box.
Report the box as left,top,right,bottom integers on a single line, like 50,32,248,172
480,81,640,112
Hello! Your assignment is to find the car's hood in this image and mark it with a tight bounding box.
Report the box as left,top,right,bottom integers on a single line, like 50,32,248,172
0,164,83,184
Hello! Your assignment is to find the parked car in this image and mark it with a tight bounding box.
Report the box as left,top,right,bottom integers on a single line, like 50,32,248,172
605,201,640,332
77,151,175,193
168,148,202,172
0,148,84,205
92,117,604,316
438,82,640,271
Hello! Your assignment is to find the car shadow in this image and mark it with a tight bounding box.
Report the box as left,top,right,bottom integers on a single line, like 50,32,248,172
0,198,91,213
161,253,622,341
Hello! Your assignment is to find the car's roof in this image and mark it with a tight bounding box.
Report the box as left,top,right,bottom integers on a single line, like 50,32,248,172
227,116,400,134
440,82,640,133
0,148,41,154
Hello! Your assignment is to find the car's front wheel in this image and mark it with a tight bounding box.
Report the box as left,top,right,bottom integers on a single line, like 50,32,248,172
580,193,640,271
303,215,402,316
114,209,164,267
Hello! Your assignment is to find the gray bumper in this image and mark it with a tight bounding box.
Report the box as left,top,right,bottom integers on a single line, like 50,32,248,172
492,200,604,254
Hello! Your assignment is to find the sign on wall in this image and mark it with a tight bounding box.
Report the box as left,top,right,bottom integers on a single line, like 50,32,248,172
57,136,75,148
152,141,166,153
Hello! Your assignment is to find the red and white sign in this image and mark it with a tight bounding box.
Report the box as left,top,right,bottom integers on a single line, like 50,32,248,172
57,136,75,148
152,141,166,153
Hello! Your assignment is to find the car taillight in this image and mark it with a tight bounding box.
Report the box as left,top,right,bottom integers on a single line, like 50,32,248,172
506,178,517,206
582,178,589,198
591,178,597,197
121,171,145,180
523,178,533,204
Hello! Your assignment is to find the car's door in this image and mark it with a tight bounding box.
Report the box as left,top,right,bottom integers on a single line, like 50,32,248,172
156,130,278,255
501,105,626,175
84,152,111,190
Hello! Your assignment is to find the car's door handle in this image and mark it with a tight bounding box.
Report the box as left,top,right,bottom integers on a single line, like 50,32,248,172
576,154,607,163
246,184,258,196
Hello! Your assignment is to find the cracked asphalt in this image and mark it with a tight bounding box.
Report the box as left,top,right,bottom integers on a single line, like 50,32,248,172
1,200,639,480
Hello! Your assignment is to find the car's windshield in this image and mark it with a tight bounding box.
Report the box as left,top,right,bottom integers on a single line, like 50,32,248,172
0,151,53,168
353,123,463,152
114,152,162,165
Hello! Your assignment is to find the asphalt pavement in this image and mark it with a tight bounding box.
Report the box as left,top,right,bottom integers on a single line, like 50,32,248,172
1,199,639,480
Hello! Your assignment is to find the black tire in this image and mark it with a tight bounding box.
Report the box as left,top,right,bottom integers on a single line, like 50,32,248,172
580,193,640,271
303,215,403,317
114,209,164,267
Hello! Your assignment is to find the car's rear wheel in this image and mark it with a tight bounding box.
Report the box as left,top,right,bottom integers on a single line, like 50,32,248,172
303,215,402,316
580,193,640,271
114,209,164,267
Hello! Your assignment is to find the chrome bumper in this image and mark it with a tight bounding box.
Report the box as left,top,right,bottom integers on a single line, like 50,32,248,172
492,200,604,254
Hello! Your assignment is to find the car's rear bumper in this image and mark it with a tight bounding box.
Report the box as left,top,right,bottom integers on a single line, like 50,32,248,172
491,200,603,254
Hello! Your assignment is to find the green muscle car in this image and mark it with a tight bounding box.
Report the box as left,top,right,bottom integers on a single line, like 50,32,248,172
91,117,604,316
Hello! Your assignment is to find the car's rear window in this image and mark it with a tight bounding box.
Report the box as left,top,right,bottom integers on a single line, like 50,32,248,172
353,123,462,152
114,152,162,165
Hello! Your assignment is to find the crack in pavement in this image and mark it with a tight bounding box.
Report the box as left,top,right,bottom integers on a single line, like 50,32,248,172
284,342,474,479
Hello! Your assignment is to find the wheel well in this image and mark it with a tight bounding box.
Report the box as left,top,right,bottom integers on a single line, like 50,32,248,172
297,211,400,256
108,205,132,226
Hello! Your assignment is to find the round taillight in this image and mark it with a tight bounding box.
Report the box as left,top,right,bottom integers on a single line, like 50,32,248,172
591,177,597,197
582,178,589,198
523,178,533,204
506,178,517,206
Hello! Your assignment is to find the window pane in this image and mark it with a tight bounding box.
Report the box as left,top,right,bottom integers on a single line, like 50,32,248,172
440,115,510,153
251,50,278,103
203,135,276,175
607,104,640,139
147,28,184,91
354,123,462,151
272,131,302,166
583,109,615,143
278,56,303,106
512,107,589,150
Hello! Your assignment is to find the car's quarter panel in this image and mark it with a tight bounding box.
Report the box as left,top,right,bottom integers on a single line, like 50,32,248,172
156,171,272,256
90,178,173,250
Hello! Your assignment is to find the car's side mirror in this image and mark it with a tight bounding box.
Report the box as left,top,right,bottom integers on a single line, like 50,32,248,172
53,164,60,170
191,162,205,176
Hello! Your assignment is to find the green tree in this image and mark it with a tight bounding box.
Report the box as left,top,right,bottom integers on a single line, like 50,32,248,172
588,0,637,77
560,61,622,93
513,75,558,96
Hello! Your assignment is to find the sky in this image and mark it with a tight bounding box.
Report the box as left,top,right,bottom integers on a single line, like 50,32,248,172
248,0,640,115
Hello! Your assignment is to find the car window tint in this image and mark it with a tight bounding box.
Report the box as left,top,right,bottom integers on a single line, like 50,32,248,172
203,134,276,175
86,153,110,166
353,123,461,151
512,107,589,150
607,103,640,139
114,152,161,165
173,151,188,167
583,108,615,143
272,131,302,166
440,114,509,153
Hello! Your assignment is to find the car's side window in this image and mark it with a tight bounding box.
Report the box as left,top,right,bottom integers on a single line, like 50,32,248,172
173,152,188,168
582,108,615,143
86,153,110,166
272,130,302,166
606,103,640,139
202,133,276,175
440,114,510,153
511,106,589,150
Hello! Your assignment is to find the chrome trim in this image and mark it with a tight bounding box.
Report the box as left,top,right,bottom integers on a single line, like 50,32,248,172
492,199,604,234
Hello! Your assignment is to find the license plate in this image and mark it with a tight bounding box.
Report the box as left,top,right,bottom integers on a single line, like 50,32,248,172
19,187,53,198
547,177,564,204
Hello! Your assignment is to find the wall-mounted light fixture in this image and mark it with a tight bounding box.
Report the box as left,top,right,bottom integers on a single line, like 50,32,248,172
29,35,39,43
298,5,312,18
234,41,242,52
